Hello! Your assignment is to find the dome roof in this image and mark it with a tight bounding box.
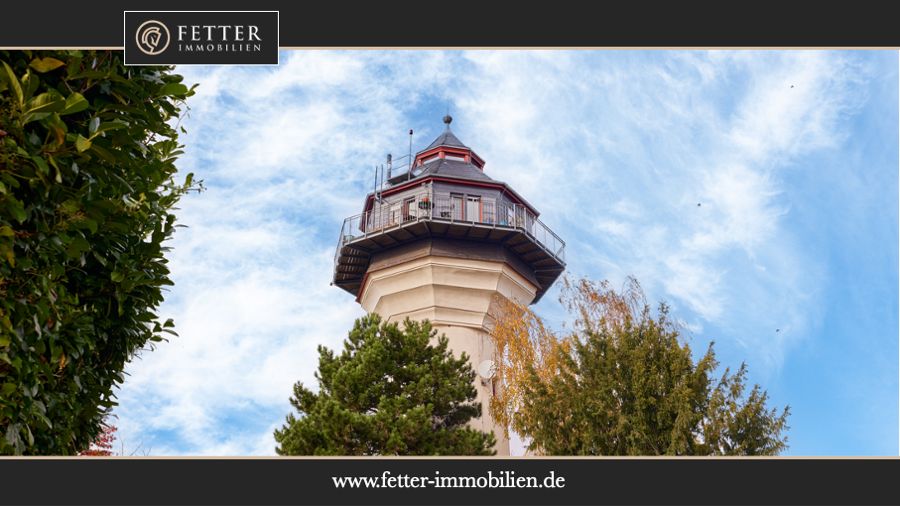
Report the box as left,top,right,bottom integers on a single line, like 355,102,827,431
422,129,467,151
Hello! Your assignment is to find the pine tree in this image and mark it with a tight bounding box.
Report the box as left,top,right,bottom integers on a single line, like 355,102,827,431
490,276,790,455
274,315,496,455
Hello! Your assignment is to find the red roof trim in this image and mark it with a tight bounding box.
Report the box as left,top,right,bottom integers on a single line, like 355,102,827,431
414,146,485,170
469,151,485,167
363,176,538,216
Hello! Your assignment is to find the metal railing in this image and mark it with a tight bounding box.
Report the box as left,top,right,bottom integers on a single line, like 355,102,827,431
335,190,565,268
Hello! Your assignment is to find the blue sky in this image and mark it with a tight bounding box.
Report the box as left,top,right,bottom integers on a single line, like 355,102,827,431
112,50,898,456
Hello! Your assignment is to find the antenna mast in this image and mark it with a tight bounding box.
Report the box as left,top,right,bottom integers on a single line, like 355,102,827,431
372,165,379,203
407,129,413,181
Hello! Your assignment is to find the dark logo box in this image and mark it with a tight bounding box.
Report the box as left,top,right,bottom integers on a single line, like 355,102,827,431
124,11,279,65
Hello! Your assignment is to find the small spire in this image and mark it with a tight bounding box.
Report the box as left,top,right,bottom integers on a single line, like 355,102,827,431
443,114,453,130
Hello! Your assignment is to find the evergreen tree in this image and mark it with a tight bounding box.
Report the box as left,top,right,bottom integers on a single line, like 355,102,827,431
490,277,790,455
274,315,496,455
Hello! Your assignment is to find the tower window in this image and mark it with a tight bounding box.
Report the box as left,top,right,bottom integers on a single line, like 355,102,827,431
402,197,415,222
450,193,465,220
466,195,481,222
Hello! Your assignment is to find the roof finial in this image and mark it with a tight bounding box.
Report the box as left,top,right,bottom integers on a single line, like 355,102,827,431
442,113,452,130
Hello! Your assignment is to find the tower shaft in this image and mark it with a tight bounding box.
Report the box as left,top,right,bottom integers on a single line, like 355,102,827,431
333,118,565,456
360,252,538,456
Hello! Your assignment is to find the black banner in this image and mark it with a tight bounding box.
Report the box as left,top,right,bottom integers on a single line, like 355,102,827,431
0,1,898,47
0,457,898,505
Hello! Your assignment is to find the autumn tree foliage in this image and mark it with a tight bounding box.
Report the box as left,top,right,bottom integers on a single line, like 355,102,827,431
0,51,197,454
78,422,116,456
489,276,790,456
274,315,496,455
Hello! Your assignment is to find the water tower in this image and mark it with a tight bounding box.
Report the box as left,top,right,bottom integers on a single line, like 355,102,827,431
333,116,565,455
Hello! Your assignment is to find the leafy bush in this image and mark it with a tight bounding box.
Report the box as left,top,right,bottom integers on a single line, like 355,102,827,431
0,50,197,454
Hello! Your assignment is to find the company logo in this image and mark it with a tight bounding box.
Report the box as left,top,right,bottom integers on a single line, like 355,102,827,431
125,11,279,65
135,20,170,55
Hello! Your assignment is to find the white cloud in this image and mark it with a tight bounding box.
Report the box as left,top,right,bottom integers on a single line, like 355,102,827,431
447,51,865,357
113,50,874,455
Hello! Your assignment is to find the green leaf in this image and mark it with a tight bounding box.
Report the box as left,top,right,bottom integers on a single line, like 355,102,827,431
2,247,14,267
31,155,50,175
79,218,98,234
6,197,27,223
29,57,66,73
21,71,39,102
43,113,68,147
34,412,52,430
1,61,24,105
159,82,189,97
24,91,65,117
88,143,115,163
47,155,63,183
88,120,126,140
91,250,108,267
60,92,88,115
100,120,128,133
5,424,22,453
75,134,92,153
66,235,90,258
111,271,125,283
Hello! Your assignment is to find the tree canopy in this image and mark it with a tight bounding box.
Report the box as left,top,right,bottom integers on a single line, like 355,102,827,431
0,50,196,454
489,277,790,455
275,315,496,455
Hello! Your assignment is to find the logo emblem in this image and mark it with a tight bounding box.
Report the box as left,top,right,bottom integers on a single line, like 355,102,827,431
135,20,170,56
125,11,278,65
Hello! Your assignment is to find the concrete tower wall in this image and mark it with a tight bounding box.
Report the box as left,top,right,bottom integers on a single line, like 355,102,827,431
358,248,538,456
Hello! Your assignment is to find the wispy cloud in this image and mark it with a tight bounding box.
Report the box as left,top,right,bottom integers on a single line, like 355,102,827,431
445,51,869,363
113,50,891,455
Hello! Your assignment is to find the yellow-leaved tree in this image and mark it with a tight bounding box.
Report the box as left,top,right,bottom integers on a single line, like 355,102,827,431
488,276,789,456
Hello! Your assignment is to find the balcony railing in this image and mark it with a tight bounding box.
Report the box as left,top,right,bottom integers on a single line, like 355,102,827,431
335,190,565,267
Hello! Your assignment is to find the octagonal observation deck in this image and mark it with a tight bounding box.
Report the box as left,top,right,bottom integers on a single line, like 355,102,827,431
332,117,566,302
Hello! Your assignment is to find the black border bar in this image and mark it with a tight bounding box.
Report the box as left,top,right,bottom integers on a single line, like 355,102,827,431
1,457,898,505
1,1,900,47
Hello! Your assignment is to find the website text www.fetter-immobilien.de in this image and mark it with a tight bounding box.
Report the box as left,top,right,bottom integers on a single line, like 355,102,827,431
332,470,566,489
